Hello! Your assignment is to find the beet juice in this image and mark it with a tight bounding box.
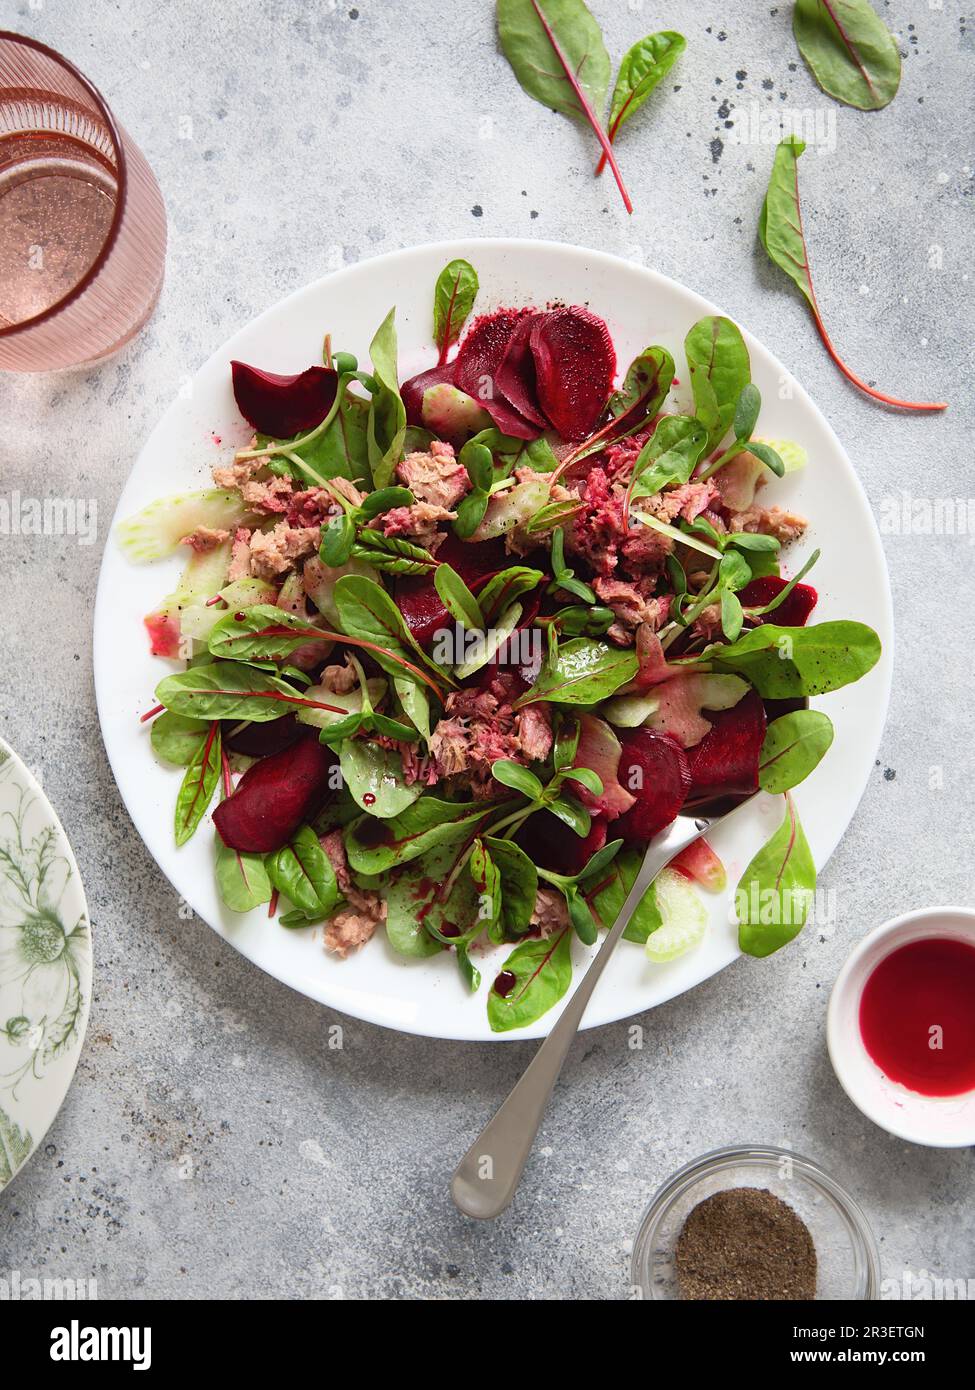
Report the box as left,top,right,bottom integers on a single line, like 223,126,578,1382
859,938,975,1097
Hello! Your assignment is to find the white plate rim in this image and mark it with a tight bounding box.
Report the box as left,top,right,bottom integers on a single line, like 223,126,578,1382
93,237,893,1042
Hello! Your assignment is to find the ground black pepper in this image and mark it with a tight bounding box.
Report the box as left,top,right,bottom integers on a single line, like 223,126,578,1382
674,1187,817,1300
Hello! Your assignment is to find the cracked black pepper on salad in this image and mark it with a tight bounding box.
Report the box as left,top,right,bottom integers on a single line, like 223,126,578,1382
119,256,881,1031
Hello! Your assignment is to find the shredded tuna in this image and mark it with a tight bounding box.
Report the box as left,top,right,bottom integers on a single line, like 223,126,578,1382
568,467,624,577
594,578,668,630
248,524,321,580
329,476,367,509
179,525,230,554
286,488,333,529
620,523,673,577
428,687,527,794
323,908,384,958
397,441,470,510
213,454,266,490
729,505,807,544
531,888,570,938
228,527,252,582
382,502,456,549
320,830,387,925
321,656,358,695
428,718,470,777
239,475,293,514
516,704,553,763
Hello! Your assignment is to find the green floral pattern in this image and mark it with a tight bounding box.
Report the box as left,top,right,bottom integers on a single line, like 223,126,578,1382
0,739,91,1194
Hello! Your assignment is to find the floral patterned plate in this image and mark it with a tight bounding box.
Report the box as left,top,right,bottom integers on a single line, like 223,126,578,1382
0,736,91,1194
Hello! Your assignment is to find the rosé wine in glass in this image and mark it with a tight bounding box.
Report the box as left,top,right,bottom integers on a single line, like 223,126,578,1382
0,31,166,372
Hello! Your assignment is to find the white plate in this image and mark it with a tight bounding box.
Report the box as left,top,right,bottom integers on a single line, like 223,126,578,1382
0,736,92,1192
94,239,892,1041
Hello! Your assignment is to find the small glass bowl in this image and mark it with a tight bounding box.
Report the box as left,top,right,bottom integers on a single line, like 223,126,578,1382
631,1144,881,1300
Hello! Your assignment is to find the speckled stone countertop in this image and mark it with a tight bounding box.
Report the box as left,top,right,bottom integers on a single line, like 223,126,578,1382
1,1,972,1300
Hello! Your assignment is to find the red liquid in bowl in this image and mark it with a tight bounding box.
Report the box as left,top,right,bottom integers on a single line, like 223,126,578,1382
859,938,975,1097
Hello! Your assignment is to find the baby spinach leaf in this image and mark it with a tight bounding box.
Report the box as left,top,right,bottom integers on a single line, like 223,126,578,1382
605,31,686,146
759,710,834,793
151,711,208,766
482,836,538,940
793,0,900,111
300,391,371,487
266,825,341,917
366,308,407,488
338,740,425,818
470,838,501,948
736,794,816,957
684,316,751,451
704,620,881,698
453,488,490,540
583,846,662,943
393,675,432,744
385,838,479,958
157,662,344,723
516,638,639,708
629,414,708,502
760,138,946,412
497,0,631,212
564,884,598,945
215,836,273,913
434,563,485,631
333,575,448,693
433,259,479,364
345,797,507,874
487,926,573,1033
175,723,221,846
320,510,355,566
492,760,545,801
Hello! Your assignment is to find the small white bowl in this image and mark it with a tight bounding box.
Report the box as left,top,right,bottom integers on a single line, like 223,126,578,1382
828,907,975,1147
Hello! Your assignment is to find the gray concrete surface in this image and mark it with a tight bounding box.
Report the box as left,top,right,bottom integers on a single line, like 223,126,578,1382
1,0,972,1300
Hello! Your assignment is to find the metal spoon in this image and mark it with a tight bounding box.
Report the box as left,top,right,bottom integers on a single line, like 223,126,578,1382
450,803,748,1220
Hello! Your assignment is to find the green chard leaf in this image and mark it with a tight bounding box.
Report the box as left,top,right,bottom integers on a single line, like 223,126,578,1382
684,315,752,451
434,563,485,631
174,723,221,846
345,797,508,874
482,836,538,940
433,259,479,364
736,794,816,957
487,927,573,1033
215,834,273,914
496,0,631,213
793,0,900,111
515,638,638,708
758,710,834,793
385,838,480,958
156,661,346,723
583,846,662,944
338,740,424,818
606,31,686,142
366,308,407,488
703,620,881,698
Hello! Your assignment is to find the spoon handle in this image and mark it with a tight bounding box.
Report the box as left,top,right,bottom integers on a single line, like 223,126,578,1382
450,813,712,1220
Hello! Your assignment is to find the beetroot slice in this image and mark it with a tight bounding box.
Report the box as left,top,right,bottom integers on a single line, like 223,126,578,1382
515,810,608,878
614,731,692,846
401,363,455,427
453,310,541,440
395,534,507,648
213,730,336,853
223,714,303,758
686,689,767,805
230,361,338,439
739,576,818,627
529,306,616,441
494,312,549,428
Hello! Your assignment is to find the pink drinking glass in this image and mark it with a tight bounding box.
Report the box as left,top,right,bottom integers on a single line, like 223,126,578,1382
0,31,166,372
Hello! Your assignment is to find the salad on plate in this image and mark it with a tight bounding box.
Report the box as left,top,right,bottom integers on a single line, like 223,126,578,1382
119,258,881,1031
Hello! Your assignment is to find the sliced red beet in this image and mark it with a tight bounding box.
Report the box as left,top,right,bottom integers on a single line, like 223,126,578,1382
395,534,507,648
529,306,616,441
223,714,303,758
453,310,541,440
494,312,549,428
401,363,456,427
614,731,692,846
515,810,608,877
685,689,767,805
738,576,818,627
231,361,338,439
213,730,336,853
